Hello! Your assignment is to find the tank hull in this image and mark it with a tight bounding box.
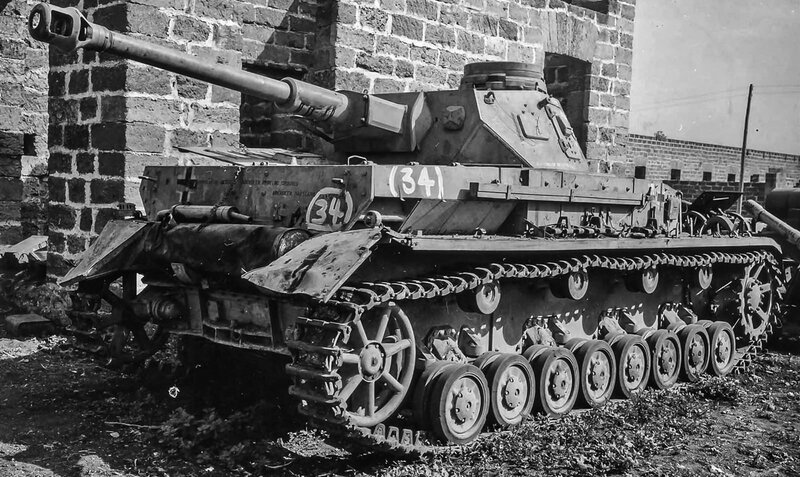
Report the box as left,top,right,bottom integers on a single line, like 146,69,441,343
62,157,786,449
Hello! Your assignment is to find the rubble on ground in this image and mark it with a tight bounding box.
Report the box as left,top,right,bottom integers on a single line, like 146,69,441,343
0,235,72,328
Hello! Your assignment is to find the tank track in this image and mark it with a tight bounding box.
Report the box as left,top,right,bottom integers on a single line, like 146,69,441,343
286,248,783,454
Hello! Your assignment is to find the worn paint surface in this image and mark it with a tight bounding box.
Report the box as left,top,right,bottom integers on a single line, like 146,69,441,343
243,228,384,301
60,221,149,286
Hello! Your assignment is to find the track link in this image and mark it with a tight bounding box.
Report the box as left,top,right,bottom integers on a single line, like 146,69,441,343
286,249,783,454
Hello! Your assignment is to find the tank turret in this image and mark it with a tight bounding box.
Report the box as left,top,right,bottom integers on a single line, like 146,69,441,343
29,3,585,169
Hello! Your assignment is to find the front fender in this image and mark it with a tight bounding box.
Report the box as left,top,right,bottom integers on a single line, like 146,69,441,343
59,220,150,286
243,227,384,301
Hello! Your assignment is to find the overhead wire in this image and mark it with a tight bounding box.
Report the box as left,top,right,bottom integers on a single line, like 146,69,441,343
754,86,800,96
635,92,742,111
634,87,744,108
754,84,800,90
635,84,800,104
633,84,800,111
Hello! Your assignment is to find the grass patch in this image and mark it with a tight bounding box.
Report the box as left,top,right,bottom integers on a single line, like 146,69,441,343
386,386,727,477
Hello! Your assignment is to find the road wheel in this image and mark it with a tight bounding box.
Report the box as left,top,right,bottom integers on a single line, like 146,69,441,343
645,329,681,390
612,335,651,398
411,360,457,428
574,340,616,407
485,354,535,427
532,347,579,416
428,364,490,445
678,324,710,382
707,322,736,376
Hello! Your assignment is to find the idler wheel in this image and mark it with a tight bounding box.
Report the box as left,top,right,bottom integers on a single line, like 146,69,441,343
337,305,416,427
643,329,682,390
531,348,579,416
677,324,710,382
457,281,501,314
428,364,490,445
412,360,458,428
706,322,736,376
551,270,589,300
611,335,651,398
484,354,535,427
573,340,616,408
626,266,659,294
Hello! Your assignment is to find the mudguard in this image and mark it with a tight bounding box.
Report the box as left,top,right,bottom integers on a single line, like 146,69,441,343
243,227,384,301
60,220,150,286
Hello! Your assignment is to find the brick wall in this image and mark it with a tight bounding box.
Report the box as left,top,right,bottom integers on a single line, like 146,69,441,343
664,180,772,209
239,65,313,150
0,132,48,244
44,0,321,273
628,134,800,188
325,0,635,169
0,0,49,245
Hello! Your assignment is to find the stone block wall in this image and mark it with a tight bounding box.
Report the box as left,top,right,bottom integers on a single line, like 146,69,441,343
0,132,48,244
324,0,635,167
226,0,324,150
628,134,800,187
0,0,49,245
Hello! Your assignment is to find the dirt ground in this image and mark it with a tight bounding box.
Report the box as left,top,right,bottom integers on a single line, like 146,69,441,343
1,325,799,477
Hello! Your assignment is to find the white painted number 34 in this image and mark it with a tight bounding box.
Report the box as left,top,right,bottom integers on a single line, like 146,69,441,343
388,166,444,199
306,187,354,232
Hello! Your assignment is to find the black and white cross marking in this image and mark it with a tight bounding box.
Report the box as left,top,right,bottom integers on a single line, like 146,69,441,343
176,167,197,204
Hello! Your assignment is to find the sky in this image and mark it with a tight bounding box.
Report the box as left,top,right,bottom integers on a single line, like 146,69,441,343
629,0,800,155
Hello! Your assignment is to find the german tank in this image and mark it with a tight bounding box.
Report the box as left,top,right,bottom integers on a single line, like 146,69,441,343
746,193,799,337
31,3,785,451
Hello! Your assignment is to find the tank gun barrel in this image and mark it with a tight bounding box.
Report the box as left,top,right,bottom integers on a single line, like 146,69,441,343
745,199,800,248
28,3,350,123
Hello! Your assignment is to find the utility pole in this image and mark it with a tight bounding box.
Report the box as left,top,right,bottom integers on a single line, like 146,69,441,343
737,83,754,213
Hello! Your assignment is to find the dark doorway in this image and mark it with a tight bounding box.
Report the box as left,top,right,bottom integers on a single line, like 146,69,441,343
564,0,609,15
544,53,591,154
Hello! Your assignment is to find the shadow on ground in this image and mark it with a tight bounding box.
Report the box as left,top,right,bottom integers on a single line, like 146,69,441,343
0,327,411,476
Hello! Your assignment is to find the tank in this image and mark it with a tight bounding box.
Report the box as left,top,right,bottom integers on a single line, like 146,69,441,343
31,3,786,451
746,194,800,337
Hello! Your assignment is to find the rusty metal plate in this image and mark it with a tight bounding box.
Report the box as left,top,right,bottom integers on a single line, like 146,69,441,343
60,221,150,286
243,228,384,301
